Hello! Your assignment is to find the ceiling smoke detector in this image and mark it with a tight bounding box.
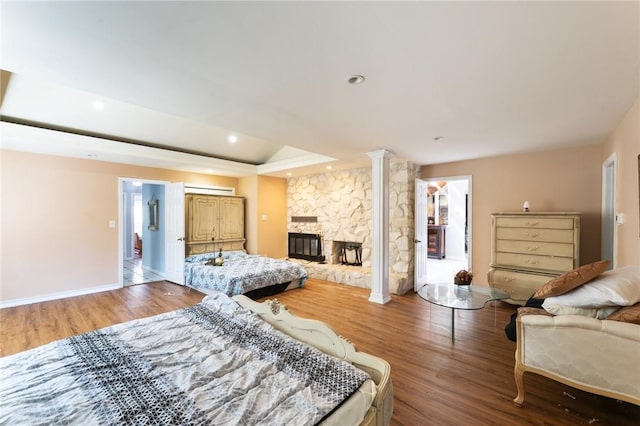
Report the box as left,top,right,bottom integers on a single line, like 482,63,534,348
347,75,366,85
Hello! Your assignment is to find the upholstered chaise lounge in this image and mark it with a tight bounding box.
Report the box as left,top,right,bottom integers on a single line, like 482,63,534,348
512,263,640,407
513,310,640,406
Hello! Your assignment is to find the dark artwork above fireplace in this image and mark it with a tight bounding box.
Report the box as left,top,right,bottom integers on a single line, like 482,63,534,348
288,232,325,262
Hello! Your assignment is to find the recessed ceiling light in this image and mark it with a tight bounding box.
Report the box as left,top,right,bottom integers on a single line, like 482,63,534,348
207,169,214,174
92,100,104,111
326,165,333,170
228,135,238,143
347,74,365,85
286,172,292,177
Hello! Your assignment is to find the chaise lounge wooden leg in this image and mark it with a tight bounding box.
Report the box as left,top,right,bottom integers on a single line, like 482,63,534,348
513,363,525,407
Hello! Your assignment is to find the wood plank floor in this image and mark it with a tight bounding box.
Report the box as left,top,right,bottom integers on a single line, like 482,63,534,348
1,279,638,425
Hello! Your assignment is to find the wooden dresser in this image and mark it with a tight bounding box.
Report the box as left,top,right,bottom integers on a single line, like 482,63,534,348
185,194,245,256
488,212,580,305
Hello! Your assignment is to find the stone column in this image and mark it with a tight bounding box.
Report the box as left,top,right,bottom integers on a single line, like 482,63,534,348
367,149,392,304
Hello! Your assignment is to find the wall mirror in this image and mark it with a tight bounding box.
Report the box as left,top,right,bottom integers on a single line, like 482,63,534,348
148,199,159,231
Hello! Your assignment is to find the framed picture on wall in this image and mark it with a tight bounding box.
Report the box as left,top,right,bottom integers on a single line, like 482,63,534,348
148,199,159,231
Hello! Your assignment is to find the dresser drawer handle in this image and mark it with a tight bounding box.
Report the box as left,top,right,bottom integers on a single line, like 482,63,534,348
525,245,539,251
526,260,539,265
526,232,540,238
525,221,540,226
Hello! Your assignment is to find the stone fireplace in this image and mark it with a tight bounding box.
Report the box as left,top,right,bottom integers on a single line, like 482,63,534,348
287,158,418,294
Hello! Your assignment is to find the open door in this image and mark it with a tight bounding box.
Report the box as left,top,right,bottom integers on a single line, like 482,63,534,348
164,182,185,284
414,179,428,291
601,154,616,269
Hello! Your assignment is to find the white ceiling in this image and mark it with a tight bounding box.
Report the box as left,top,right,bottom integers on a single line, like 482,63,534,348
1,1,638,177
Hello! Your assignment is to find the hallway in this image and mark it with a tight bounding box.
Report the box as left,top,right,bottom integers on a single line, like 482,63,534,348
427,257,469,284
123,257,164,286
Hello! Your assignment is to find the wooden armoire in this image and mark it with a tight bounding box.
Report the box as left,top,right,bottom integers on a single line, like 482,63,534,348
185,194,245,256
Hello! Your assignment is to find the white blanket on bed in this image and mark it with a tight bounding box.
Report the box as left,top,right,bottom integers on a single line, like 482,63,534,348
0,293,369,425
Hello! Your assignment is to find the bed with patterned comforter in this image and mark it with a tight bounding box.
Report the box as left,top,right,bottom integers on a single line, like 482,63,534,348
0,293,372,425
184,251,307,297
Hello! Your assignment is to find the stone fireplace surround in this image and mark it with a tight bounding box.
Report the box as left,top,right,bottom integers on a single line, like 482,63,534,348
287,159,418,294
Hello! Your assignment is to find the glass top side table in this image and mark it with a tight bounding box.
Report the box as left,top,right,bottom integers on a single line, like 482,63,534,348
417,282,509,342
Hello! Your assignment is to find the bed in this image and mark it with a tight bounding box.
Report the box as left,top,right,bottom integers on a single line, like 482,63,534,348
0,292,393,425
184,251,308,299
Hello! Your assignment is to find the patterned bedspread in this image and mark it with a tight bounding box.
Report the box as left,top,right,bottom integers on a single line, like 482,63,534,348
0,293,369,425
184,251,308,296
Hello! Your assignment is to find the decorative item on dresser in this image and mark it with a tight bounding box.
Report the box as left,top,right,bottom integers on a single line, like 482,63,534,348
184,193,245,256
488,212,580,305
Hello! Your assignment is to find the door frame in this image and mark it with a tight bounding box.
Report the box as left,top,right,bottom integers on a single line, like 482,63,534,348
414,179,429,291
415,175,473,287
601,153,617,268
118,177,171,287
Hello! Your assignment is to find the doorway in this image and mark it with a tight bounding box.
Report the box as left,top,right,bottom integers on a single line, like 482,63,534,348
601,154,616,269
120,179,167,286
422,176,472,284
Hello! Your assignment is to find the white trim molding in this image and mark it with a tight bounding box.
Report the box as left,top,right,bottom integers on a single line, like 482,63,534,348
0,283,121,309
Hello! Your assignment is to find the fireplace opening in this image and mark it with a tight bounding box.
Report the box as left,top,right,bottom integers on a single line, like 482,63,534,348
332,241,362,266
288,232,325,262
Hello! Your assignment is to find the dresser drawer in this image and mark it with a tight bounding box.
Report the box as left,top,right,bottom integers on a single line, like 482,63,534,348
495,240,575,257
495,216,575,230
494,252,575,272
496,227,575,243
488,268,556,304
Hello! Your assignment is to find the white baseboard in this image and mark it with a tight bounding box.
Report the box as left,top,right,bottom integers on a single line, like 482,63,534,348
0,283,121,309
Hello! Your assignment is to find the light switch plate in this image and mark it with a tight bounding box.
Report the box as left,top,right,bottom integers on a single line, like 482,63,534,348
616,213,624,224
109,220,116,228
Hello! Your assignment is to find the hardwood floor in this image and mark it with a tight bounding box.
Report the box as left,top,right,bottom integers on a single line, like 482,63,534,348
1,279,638,425
0,281,204,356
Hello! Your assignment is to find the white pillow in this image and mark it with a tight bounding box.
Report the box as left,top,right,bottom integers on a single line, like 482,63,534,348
543,265,640,309
541,303,620,319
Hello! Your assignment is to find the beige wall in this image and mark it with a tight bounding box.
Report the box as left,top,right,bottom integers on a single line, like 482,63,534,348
0,150,238,302
237,175,258,254
238,175,287,258
421,144,605,285
257,176,288,258
603,97,640,266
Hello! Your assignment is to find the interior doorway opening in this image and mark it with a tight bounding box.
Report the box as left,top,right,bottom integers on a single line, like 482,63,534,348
601,154,616,269
133,193,143,258
120,178,167,286
424,176,472,283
